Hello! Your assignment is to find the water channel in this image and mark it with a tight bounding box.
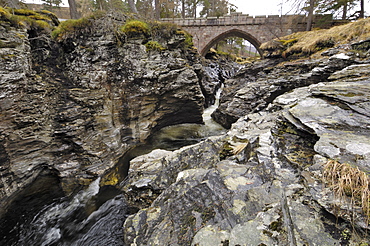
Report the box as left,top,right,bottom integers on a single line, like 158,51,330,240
2,83,226,246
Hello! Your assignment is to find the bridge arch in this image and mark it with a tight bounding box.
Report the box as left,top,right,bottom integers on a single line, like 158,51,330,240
200,29,263,57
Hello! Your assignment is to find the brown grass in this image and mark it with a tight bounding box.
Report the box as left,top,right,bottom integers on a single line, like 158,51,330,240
323,160,370,220
261,17,370,57
231,143,249,155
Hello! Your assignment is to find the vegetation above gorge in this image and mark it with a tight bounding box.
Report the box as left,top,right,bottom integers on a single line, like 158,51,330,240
50,13,194,53
0,6,194,54
261,17,370,59
0,6,58,31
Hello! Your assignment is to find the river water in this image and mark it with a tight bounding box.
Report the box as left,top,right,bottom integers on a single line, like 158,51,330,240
2,84,226,246
147,84,225,150
17,177,128,245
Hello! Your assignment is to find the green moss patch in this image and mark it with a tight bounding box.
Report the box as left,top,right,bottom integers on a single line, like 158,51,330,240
0,7,11,20
51,18,91,41
120,20,149,38
0,7,53,31
145,40,165,52
176,29,193,48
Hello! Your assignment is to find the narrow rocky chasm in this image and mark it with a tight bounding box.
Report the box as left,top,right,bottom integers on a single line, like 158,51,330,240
1,8,370,246
0,10,218,245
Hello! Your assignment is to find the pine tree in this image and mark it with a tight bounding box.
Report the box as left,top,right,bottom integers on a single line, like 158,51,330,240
199,0,229,17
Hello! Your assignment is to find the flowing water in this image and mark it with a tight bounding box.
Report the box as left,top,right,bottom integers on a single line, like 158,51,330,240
146,85,226,150
16,178,126,245
18,178,102,245
3,84,226,246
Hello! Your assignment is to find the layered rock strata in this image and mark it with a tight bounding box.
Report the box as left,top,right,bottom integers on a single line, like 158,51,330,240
123,56,370,245
0,12,208,227
212,54,356,128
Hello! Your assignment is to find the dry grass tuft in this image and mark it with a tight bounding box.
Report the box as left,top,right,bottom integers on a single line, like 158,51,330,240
323,160,370,219
232,143,249,155
285,30,335,55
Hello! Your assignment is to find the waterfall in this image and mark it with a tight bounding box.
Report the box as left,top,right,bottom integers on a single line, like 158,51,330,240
199,84,225,137
145,84,226,151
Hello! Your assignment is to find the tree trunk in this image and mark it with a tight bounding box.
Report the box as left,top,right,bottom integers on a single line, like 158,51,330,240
360,0,364,18
181,0,185,18
193,1,197,18
155,0,161,19
306,0,315,31
127,0,138,14
98,0,103,11
342,1,347,20
5,0,20,8
68,0,80,19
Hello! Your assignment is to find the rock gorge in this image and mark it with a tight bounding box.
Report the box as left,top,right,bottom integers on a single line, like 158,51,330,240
1,8,370,245
0,10,210,238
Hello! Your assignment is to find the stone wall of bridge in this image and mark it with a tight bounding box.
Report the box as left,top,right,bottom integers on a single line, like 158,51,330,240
161,13,334,56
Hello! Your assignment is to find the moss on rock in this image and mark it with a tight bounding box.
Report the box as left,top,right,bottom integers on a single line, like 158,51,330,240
120,19,150,38
51,18,91,41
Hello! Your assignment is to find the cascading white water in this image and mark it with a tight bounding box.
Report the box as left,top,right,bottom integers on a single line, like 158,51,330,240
198,84,225,137
18,178,102,245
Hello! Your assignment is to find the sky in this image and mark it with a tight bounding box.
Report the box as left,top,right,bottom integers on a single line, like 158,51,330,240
25,0,370,17
230,0,370,17
27,0,285,14
230,0,284,16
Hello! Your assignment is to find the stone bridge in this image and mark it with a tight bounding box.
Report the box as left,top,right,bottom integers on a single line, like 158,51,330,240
161,13,334,56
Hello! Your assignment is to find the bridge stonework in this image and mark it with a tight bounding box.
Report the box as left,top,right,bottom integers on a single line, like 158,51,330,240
161,13,332,56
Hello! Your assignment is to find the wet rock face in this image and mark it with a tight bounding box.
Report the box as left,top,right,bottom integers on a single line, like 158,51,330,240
123,56,370,244
197,58,242,107
212,54,357,128
0,13,206,221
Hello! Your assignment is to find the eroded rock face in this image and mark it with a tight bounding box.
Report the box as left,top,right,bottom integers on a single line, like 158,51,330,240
212,54,357,128
197,58,242,107
122,55,370,245
0,13,207,226
2,10,370,246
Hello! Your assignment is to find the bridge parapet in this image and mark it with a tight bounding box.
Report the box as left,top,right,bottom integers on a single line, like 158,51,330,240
161,13,333,56
161,13,309,27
